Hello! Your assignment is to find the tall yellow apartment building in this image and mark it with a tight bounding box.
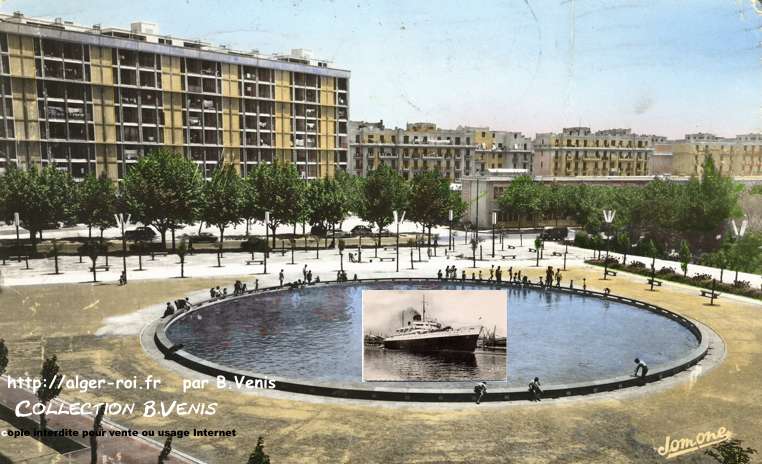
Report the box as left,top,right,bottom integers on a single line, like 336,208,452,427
0,12,349,180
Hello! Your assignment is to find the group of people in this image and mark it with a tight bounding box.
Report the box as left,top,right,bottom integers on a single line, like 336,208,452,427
336,270,355,282
163,296,191,318
473,377,544,404
437,264,565,289
233,280,249,296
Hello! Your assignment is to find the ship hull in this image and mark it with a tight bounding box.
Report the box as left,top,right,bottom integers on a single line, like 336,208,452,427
383,333,480,352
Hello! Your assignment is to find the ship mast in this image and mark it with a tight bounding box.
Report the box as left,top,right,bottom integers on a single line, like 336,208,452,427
422,294,426,321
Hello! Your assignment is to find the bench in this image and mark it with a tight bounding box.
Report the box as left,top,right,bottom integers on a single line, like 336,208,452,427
150,251,169,260
504,244,516,250
376,257,395,262
605,269,617,277
551,251,563,257
528,248,537,253
245,259,264,265
647,278,662,287
700,290,720,298
501,255,517,260
89,265,110,272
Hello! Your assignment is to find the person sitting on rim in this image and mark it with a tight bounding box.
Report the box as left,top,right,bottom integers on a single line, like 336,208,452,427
528,377,542,402
474,381,487,405
634,358,648,378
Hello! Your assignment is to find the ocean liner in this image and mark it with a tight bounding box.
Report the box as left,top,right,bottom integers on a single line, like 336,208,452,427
383,295,482,352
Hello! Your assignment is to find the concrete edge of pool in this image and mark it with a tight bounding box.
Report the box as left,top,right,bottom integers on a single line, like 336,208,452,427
149,278,718,403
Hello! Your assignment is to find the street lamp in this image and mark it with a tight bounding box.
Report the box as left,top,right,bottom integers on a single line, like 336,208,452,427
394,210,406,273
730,217,748,284
263,212,269,274
602,209,616,280
448,209,453,251
491,211,497,258
114,213,131,284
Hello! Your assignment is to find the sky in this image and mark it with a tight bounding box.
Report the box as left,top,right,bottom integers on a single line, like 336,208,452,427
4,0,761,138
363,290,507,337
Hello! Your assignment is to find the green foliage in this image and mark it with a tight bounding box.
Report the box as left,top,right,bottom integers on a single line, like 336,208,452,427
679,240,691,276
122,150,203,247
705,438,757,464
75,174,116,236
497,157,742,254
176,239,188,259
247,436,271,464
0,165,75,242
359,165,408,233
408,171,455,231
306,177,349,230
249,162,305,239
201,164,244,244
644,239,658,260
497,175,543,226
335,170,364,214
0,339,7,376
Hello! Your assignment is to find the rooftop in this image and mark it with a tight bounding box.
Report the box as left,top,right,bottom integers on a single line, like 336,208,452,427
0,11,345,73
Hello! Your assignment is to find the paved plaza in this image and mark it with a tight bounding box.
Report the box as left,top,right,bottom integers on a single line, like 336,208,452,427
0,223,760,463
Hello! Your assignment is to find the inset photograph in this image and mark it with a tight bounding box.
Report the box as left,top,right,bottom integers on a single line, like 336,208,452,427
362,290,507,382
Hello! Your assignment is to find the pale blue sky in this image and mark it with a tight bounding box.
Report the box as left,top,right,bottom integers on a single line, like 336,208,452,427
3,0,761,138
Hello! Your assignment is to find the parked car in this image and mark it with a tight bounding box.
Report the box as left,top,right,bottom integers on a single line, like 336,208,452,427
539,227,569,241
190,232,218,243
124,227,156,242
351,225,374,236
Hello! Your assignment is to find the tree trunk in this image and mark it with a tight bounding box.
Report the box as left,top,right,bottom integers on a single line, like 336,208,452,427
271,224,277,247
180,259,185,278
159,227,167,249
88,226,92,240
171,229,176,251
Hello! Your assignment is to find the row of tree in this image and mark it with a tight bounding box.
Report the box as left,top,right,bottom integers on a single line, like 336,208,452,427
0,150,465,251
498,157,747,255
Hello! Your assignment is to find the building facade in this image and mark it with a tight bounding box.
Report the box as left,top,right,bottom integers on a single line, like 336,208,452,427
532,127,658,177
349,120,532,180
0,12,349,180
665,133,762,177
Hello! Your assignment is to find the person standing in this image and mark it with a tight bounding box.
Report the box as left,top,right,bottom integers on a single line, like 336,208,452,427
303,264,308,280
279,270,284,287
555,269,562,287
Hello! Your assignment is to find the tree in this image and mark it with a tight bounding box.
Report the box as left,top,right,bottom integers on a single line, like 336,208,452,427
306,178,350,245
36,355,63,431
616,232,631,265
201,164,244,248
725,233,762,282
0,339,8,375
176,239,189,278
359,165,409,249
247,436,271,464
678,240,691,277
497,176,543,242
75,174,116,240
240,173,262,237
408,171,459,248
249,162,305,247
705,438,757,464
158,436,172,463
534,237,542,267
0,165,75,250
470,238,478,268
123,150,203,249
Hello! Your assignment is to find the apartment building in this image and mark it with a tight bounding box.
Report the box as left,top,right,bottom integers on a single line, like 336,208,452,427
532,127,657,176
0,12,349,180
469,127,533,173
349,120,532,180
664,133,762,177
